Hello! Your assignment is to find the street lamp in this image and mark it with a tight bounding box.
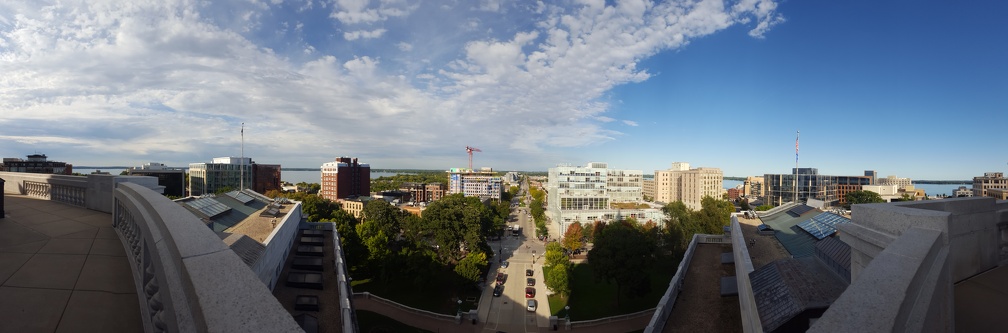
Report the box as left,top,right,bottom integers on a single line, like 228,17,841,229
565,305,570,321
458,299,463,315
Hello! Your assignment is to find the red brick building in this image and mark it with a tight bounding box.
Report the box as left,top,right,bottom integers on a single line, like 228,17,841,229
320,157,370,201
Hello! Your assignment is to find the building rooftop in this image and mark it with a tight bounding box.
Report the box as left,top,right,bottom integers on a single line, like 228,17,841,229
750,257,847,332
662,244,741,333
0,195,141,332
758,205,822,258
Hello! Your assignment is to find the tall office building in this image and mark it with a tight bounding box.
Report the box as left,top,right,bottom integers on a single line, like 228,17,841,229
972,172,1007,198
653,162,723,211
128,162,186,197
1,154,72,174
189,157,253,196
320,157,370,201
447,168,502,200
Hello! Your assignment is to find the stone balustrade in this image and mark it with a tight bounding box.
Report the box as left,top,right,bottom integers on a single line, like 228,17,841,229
113,182,303,333
1,171,159,213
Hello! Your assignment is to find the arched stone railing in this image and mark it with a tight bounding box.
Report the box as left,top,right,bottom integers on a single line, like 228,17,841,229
113,182,302,333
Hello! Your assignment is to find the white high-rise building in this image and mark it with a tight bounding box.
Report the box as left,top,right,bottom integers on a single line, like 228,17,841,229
547,162,662,234
653,162,724,211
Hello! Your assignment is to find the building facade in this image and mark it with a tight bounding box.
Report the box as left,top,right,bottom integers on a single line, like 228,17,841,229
972,172,1007,198
744,176,765,198
320,157,370,201
1,154,72,174
188,157,253,196
547,162,662,234
877,175,913,190
642,177,655,201
653,162,723,211
448,168,502,200
764,168,873,208
953,186,974,197
128,162,186,197
252,164,282,195
400,182,446,203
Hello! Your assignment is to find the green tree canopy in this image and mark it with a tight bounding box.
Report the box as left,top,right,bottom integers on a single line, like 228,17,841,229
544,241,568,268
454,251,488,284
845,190,885,209
420,194,493,263
588,220,656,303
545,263,571,297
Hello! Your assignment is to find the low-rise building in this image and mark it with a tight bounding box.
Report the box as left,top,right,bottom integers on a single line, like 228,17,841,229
1,154,72,175
128,162,186,197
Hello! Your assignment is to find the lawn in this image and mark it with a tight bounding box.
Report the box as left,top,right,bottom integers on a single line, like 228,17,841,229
351,267,483,315
546,257,680,321
355,310,434,333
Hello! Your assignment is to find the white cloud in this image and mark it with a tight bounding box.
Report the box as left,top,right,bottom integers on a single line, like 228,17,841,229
343,28,387,40
330,0,417,25
0,0,784,169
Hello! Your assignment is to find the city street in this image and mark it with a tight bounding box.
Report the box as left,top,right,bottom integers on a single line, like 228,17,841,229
480,180,551,332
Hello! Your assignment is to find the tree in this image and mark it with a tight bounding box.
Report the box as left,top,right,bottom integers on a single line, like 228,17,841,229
562,222,584,251
582,222,595,242
845,190,885,209
544,241,568,268
421,194,493,263
545,263,571,297
454,251,488,284
755,204,774,211
589,220,656,305
739,199,751,211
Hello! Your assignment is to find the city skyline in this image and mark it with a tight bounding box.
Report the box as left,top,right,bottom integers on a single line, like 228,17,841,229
1,1,1005,180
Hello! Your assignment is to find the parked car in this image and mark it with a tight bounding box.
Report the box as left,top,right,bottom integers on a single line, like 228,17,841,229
502,261,510,268
527,278,535,286
525,269,533,277
525,287,535,298
527,299,537,312
496,272,507,284
493,284,504,297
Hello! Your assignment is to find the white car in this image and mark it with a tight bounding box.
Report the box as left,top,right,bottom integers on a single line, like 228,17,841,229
527,299,537,312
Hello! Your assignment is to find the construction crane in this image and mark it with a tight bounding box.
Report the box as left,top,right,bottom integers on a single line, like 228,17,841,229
465,146,482,170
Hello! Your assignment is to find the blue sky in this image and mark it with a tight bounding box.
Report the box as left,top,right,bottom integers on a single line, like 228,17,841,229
0,0,1004,180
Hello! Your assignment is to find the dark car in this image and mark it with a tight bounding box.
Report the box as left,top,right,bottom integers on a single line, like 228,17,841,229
527,278,535,286
525,287,535,298
525,269,533,277
496,272,507,284
493,284,504,297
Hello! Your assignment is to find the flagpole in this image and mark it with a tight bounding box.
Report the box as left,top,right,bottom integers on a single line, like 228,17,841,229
240,123,245,192
795,130,799,203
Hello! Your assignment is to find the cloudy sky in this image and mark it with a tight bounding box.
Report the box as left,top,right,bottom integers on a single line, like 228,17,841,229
1,0,1004,180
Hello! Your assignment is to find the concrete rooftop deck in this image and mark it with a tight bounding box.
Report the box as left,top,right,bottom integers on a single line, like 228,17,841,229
0,195,141,333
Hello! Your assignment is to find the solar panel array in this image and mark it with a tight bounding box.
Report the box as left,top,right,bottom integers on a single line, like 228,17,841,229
226,191,255,204
786,205,815,217
797,212,850,240
187,197,232,218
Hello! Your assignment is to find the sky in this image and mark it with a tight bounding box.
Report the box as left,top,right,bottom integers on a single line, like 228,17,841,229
0,0,1005,180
